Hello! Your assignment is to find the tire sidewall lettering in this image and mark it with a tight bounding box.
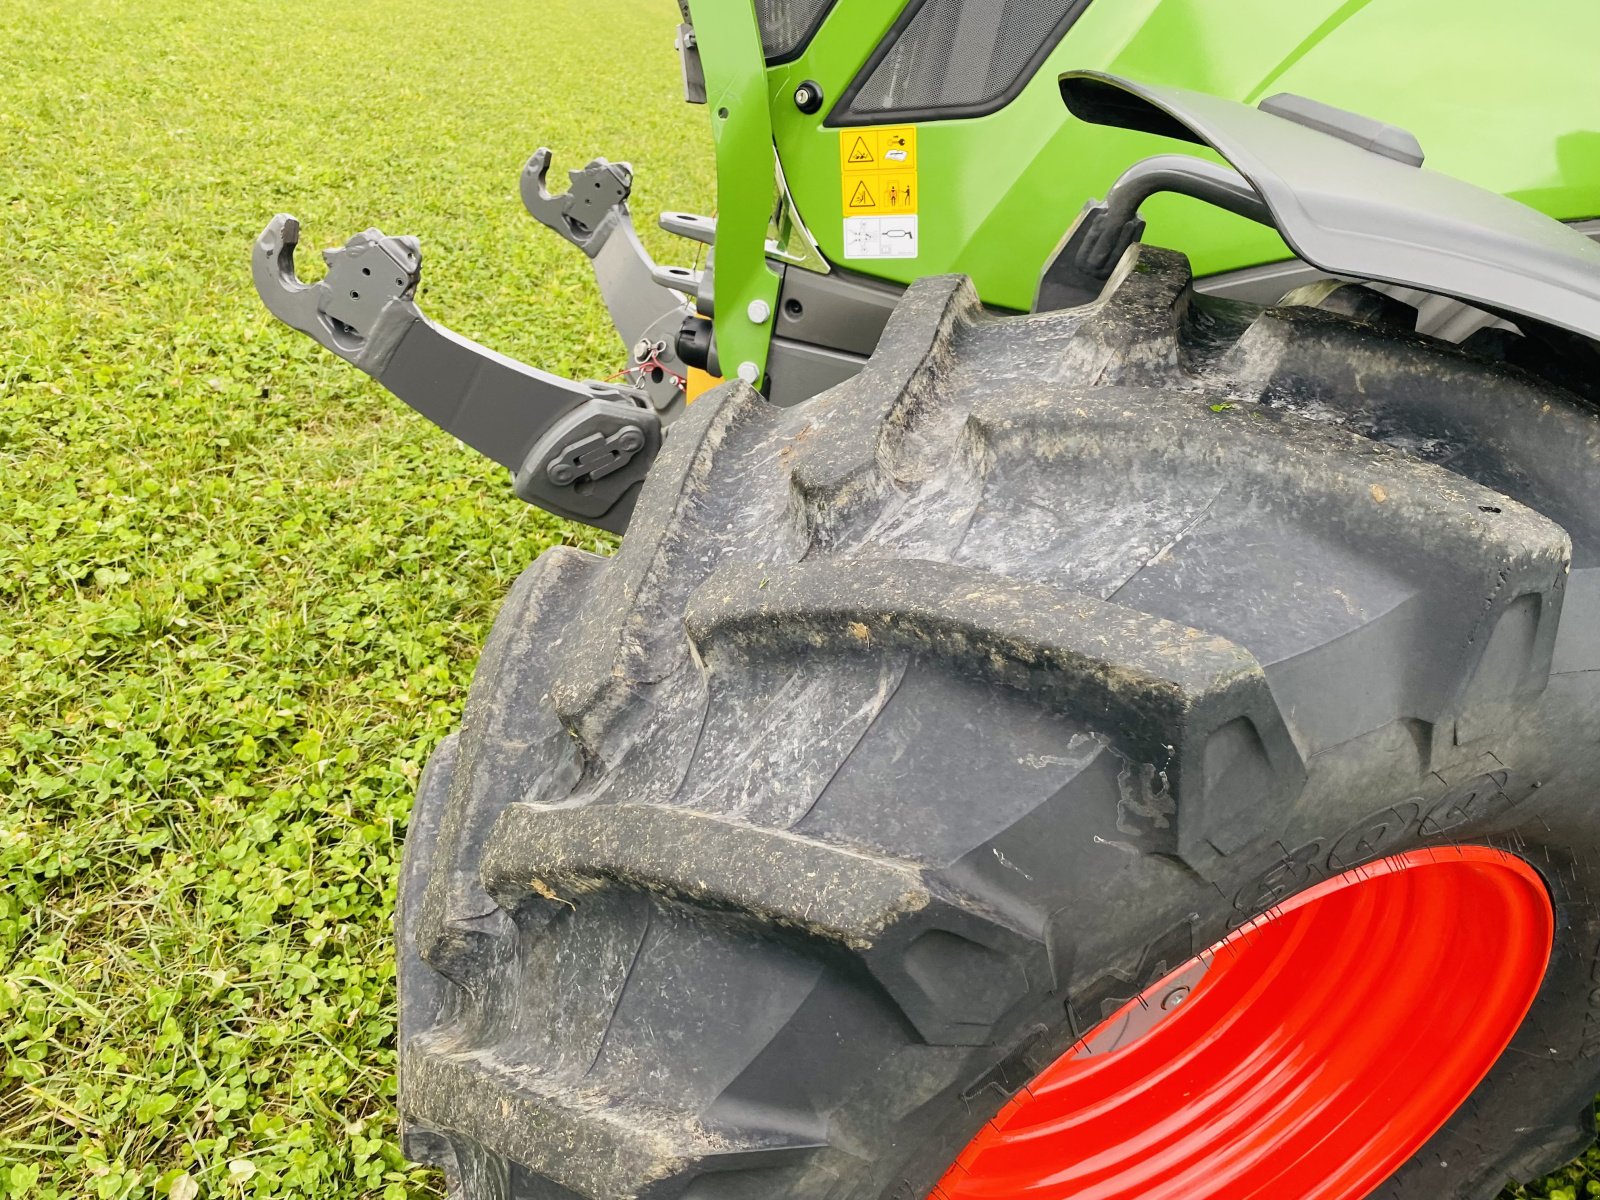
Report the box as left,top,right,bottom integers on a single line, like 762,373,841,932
1232,771,1532,920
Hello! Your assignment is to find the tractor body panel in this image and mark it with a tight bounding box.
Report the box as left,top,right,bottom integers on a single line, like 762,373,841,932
758,0,1600,311
254,1,1600,526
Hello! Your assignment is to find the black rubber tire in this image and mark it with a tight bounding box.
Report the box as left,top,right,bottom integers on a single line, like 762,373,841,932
396,247,1600,1200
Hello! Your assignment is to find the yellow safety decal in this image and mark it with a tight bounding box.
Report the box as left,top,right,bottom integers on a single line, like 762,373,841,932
839,126,919,260
838,126,918,214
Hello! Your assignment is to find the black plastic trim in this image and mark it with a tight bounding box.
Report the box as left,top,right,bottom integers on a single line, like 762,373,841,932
762,0,842,66
1060,75,1201,146
826,0,1095,128
793,79,824,113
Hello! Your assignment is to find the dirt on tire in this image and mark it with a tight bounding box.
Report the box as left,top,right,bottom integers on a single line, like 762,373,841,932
397,246,1600,1200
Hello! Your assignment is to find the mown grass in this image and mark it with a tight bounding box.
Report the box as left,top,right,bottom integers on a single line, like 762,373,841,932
1,0,708,1193
1,0,1596,1197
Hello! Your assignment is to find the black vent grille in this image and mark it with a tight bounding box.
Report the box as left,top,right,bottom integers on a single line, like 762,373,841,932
755,0,835,62
835,0,1092,123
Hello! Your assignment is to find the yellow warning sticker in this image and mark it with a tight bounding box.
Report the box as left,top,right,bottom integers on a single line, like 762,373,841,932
839,125,918,215
844,135,876,165
844,173,916,214
838,126,916,173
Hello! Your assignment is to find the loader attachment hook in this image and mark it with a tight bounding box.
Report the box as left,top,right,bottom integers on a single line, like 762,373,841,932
251,214,661,534
520,149,633,252
254,215,423,370
518,148,693,417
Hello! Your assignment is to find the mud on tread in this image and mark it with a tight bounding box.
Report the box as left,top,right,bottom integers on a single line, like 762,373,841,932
399,245,1600,1200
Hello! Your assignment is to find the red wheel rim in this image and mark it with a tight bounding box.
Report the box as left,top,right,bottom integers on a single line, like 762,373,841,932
933,847,1553,1200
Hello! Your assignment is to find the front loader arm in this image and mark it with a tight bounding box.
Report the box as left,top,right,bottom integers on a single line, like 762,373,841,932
253,215,659,533
520,150,696,415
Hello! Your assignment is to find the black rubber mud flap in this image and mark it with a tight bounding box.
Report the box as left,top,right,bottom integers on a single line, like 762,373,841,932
397,248,1600,1200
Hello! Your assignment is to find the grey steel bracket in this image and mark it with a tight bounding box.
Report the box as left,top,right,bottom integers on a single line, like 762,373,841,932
676,22,706,105
513,396,654,520
521,150,634,252
651,262,706,301
521,150,691,415
661,211,715,245
1040,71,1600,343
253,214,659,534
1038,155,1270,310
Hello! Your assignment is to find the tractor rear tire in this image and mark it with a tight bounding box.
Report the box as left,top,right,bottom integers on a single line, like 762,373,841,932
397,247,1600,1200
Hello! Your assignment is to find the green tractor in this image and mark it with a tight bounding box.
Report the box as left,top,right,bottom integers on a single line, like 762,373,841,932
254,2,1600,1196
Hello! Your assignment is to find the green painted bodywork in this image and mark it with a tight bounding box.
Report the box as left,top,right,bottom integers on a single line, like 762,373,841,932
690,0,783,381
698,0,1600,372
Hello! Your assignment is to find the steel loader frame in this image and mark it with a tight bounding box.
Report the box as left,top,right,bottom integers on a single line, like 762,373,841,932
252,0,1600,534
255,47,1600,532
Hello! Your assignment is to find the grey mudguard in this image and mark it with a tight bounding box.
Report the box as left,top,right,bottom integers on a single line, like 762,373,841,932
253,215,659,533
1057,71,1600,342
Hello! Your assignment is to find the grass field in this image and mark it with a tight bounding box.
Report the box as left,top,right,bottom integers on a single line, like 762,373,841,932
1,1,1596,1197
1,0,705,1193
